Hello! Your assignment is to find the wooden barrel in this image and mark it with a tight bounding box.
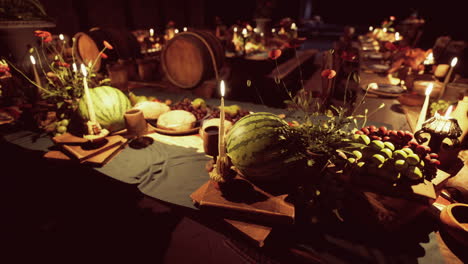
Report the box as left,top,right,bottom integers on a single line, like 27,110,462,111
161,30,224,89
73,28,141,72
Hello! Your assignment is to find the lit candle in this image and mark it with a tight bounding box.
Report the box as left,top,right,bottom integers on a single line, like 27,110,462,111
81,64,97,124
395,32,400,41
29,55,42,89
59,34,64,41
369,26,373,32
219,80,226,158
444,105,453,118
415,83,433,132
174,28,179,34
291,23,297,31
383,28,387,33
72,63,77,73
183,27,188,32
241,28,248,38
149,28,154,37
272,28,276,33
444,57,458,85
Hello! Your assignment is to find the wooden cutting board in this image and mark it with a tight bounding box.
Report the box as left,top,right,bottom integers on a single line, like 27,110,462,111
61,135,126,161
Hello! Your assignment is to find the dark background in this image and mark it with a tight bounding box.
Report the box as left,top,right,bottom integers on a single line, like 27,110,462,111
38,0,466,49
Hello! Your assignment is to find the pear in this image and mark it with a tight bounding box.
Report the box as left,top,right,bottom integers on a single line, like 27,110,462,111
224,105,240,117
192,98,206,109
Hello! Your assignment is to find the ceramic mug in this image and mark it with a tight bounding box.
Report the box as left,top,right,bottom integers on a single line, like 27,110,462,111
124,109,147,137
202,125,219,157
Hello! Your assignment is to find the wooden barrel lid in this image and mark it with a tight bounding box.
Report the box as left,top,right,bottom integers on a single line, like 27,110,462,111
73,32,101,72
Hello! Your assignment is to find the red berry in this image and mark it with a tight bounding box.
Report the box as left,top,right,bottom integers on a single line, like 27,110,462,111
423,145,432,153
430,159,441,166
361,127,370,135
369,125,377,132
383,136,390,141
379,126,388,135
390,130,398,137
405,131,414,138
355,130,364,135
429,153,439,159
397,130,405,138
415,145,427,156
371,135,382,141
425,154,432,161
408,141,419,147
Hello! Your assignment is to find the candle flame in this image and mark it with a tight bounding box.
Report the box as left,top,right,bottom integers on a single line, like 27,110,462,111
260,32,264,37
234,27,238,32
383,28,387,33
183,27,187,32
72,63,77,72
272,28,275,33
59,34,64,41
149,28,154,37
451,57,458,67
81,64,87,77
30,55,36,65
174,29,179,34
242,28,247,36
291,23,297,30
425,83,433,96
369,26,373,31
445,105,453,117
220,80,225,97
395,32,400,41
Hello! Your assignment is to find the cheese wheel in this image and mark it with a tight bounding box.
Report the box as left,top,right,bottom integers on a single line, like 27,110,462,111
157,110,196,131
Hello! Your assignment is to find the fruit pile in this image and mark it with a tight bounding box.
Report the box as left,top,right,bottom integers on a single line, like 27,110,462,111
54,118,70,137
170,98,209,121
345,125,440,183
210,105,250,123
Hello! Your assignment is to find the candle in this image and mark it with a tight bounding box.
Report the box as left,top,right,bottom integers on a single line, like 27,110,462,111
81,64,97,124
415,83,433,132
241,28,247,37
444,57,458,85
72,63,77,73
383,28,387,33
395,32,400,41
174,28,179,34
369,26,373,32
444,105,453,118
29,55,42,89
183,27,187,32
149,28,154,37
59,34,64,41
272,28,276,33
291,23,297,31
219,80,226,157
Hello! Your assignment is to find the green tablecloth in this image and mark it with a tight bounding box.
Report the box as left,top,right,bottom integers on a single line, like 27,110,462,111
0,87,447,263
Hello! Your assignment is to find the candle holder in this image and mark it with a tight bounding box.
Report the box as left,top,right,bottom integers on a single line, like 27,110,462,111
414,113,462,153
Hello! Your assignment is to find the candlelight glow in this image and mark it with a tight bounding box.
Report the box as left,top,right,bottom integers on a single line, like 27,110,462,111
451,57,458,67
260,32,264,37
149,28,154,37
183,27,187,32
81,64,88,77
59,34,64,41
254,28,259,33
383,28,387,33
174,29,179,34
272,28,276,33
395,32,400,41
220,80,225,97
234,27,238,33
291,23,297,30
369,26,373,31
30,55,36,65
424,52,434,65
425,83,433,96
72,63,77,72
242,28,247,36
445,105,453,117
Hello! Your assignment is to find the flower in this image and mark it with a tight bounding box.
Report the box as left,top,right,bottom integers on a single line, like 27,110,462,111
100,53,108,59
268,48,282,60
55,61,70,68
103,41,113,50
34,30,52,43
321,69,337,79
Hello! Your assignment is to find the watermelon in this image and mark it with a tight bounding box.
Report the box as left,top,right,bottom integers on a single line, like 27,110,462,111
78,86,131,132
226,112,304,181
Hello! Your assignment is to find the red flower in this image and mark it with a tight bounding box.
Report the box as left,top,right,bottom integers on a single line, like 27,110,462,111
34,30,52,43
103,40,113,50
341,51,357,62
268,49,282,60
56,61,70,68
100,53,108,59
384,41,397,51
321,69,336,79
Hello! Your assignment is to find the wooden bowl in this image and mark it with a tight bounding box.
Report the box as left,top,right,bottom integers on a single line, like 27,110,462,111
440,203,468,246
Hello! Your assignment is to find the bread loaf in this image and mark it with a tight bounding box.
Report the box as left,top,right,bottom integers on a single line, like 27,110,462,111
157,110,196,131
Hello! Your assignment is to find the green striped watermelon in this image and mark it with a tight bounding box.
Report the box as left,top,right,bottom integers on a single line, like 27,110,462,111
226,112,304,181
77,86,131,132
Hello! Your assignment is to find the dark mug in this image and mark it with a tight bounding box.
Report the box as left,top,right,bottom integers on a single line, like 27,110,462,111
124,109,147,137
202,126,219,157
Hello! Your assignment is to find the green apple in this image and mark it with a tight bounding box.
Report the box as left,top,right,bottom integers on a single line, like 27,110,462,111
370,140,385,151
384,141,395,151
393,150,408,160
380,148,393,159
394,159,408,171
406,153,420,165
406,166,423,180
